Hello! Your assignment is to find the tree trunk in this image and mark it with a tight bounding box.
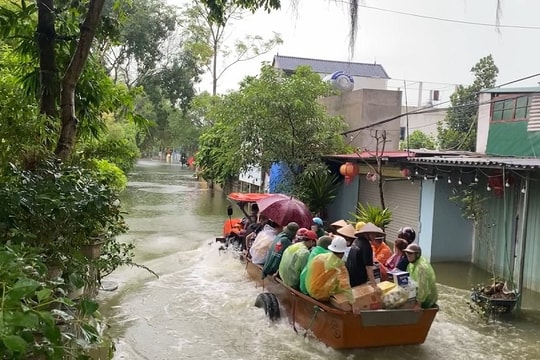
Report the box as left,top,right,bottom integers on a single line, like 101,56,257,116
212,44,218,96
54,0,106,161
37,0,58,118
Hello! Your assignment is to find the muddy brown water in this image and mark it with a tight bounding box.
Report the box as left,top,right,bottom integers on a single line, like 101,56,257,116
97,160,540,360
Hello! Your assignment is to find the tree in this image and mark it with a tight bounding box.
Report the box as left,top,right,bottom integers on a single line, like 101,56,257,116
437,55,498,151
200,0,360,53
181,1,282,95
102,0,178,87
196,65,349,189
400,130,436,150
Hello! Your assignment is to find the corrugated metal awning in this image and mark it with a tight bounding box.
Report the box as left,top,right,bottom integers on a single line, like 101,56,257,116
408,156,540,169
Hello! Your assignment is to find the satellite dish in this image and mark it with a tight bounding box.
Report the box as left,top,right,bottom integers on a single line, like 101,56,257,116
324,71,354,92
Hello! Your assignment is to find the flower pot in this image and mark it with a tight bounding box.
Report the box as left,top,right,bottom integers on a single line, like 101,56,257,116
80,241,105,259
470,290,518,314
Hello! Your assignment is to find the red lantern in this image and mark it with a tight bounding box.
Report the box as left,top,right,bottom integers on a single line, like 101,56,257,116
340,162,359,184
400,168,411,178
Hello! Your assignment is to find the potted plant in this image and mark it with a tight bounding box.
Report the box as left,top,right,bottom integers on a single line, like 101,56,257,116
296,165,339,219
351,202,393,230
450,183,518,319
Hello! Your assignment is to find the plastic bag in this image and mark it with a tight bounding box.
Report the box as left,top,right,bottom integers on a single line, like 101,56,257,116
381,285,409,309
249,229,276,264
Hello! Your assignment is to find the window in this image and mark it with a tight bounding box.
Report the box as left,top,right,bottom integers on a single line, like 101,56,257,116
491,95,530,121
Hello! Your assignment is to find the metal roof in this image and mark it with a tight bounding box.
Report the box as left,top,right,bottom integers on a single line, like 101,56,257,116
409,156,540,169
326,151,414,161
272,55,390,79
481,87,540,94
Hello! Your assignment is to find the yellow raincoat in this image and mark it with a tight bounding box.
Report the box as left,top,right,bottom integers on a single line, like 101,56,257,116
304,252,353,304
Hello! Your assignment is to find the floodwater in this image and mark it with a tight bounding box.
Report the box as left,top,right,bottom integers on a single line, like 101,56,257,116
98,160,540,360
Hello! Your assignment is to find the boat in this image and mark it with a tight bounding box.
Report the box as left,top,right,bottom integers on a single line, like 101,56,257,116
245,259,438,349
219,192,439,349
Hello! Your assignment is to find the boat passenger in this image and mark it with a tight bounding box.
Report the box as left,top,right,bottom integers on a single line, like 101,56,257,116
278,230,317,289
335,224,356,262
369,229,392,281
249,220,280,265
403,243,438,309
311,217,326,238
346,223,383,294
299,236,332,294
304,236,359,312
384,238,408,271
329,219,348,235
395,226,417,271
261,222,299,279
293,228,309,243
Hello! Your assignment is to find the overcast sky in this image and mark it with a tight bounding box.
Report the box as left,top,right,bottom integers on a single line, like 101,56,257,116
172,0,540,102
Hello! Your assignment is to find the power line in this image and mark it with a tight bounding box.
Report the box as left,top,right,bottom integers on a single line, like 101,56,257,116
353,3,540,30
341,73,540,135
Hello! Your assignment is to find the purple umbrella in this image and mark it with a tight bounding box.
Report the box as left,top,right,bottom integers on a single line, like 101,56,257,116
256,194,312,228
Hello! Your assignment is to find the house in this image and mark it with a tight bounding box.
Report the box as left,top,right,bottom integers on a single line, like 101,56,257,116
272,55,389,91
325,86,540,308
404,87,540,304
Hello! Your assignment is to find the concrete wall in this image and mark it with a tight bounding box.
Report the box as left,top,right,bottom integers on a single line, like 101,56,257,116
320,89,402,151
400,106,447,139
476,92,492,154
327,176,359,224
419,179,473,262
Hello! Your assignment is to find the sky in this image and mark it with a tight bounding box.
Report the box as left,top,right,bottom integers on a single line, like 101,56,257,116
171,0,540,104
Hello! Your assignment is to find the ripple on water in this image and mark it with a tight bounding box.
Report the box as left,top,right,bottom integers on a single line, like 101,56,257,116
107,241,540,360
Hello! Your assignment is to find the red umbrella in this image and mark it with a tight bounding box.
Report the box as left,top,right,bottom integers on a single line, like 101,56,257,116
256,194,312,228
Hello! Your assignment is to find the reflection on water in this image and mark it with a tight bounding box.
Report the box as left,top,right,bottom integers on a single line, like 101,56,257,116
98,160,540,360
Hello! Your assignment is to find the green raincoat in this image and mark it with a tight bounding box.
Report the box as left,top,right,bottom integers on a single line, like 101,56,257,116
261,232,293,278
278,242,310,289
304,252,353,304
407,256,438,308
299,246,330,294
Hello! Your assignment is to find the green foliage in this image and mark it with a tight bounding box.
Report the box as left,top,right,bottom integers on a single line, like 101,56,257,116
438,55,498,151
352,203,393,229
181,1,282,95
0,244,107,359
399,130,436,150
88,159,128,192
296,164,339,216
199,0,281,24
0,159,129,271
196,65,348,186
0,44,58,168
449,183,488,222
78,117,141,174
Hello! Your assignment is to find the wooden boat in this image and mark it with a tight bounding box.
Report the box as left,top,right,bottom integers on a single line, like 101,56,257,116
245,259,439,349
219,192,438,349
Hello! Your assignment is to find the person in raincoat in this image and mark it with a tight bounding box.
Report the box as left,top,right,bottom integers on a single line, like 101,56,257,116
299,236,332,294
304,236,357,310
249,220,281,265
261,222,299,278
278,230,317,288
311,217,326,238
403,243,438,309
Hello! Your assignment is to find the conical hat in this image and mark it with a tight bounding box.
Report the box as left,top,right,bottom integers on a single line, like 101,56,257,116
331,219,348,228
354,222,385,237
336,224,356,239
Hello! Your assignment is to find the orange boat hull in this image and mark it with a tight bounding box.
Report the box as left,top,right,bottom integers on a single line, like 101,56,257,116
245,260,438,349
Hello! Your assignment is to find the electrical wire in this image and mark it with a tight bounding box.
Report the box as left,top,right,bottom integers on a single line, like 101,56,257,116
342,72,540,137
342,2,540,30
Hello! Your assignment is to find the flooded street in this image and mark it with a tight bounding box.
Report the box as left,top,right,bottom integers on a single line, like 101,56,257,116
100,160,540,359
